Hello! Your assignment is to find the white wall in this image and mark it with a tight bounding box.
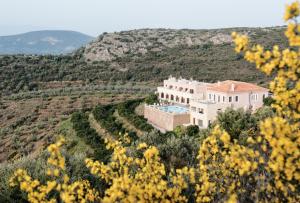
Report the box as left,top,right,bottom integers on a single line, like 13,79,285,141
190,90,269,128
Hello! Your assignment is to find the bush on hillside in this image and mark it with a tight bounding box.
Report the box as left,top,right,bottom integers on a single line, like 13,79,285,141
117,100,154,132
92,105,126,138
144,93,158,105
71,111,111,162
216,108,257,140
186,125,200,137
263,96,275,106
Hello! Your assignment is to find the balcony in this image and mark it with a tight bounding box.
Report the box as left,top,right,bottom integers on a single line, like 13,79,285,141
191,99,216,104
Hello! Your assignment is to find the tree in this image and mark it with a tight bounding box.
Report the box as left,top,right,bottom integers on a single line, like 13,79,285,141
216,108,257,140
144,93,158,105
186,125,199,137
263,96,275,106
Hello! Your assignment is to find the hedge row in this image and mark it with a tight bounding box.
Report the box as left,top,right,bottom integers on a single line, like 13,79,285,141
70,111,111,162
117,100,154,132
92,105,138,141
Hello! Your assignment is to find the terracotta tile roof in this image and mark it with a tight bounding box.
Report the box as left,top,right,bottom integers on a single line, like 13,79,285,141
207,80,268,93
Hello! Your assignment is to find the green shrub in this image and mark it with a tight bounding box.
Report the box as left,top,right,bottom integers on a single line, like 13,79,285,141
92,105,125,138
216,108,257,140
145,93,158,105
117,99,154,132
263,96,275,106
71,111,111,162
186,125,199,137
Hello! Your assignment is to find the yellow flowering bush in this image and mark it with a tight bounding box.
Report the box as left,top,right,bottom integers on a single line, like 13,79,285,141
9,139,100,203
85,140,195,202
216,2,300,201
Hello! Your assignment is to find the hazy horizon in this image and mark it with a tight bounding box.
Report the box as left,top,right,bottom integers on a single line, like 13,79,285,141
0,0,293,37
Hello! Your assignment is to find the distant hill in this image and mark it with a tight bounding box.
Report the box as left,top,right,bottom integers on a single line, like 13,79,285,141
0,30,94,55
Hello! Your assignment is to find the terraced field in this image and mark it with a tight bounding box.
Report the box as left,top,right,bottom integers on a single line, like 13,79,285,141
0,91,147,163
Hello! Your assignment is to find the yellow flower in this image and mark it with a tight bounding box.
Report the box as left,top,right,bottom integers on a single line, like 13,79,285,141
137,142,148,150
284,1,300,21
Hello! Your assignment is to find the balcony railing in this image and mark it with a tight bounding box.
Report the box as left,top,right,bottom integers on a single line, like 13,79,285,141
191,99,216,104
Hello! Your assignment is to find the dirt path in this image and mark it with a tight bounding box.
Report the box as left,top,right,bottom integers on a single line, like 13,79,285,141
88,113,115,141
113,110,144,137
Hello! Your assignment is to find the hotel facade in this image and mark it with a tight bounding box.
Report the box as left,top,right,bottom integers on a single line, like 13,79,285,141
144,77,269,131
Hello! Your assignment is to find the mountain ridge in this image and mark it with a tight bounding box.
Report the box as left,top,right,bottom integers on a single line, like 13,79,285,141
82,26,285,62
0,30,94,55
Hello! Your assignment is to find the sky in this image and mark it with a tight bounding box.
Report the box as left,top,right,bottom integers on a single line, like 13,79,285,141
0,0,293,37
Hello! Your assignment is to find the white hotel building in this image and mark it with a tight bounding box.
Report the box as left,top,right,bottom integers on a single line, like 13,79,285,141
144,77,269,131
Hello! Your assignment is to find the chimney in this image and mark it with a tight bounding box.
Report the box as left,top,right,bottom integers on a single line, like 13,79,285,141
230,83,235,91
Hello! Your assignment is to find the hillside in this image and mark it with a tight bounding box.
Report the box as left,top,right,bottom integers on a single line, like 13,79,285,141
0,30,94,55
0,27,288,163
82,27,286,62
0,27,287,97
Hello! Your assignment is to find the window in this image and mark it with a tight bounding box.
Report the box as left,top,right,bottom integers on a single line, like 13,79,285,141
166,94,169,99
161,93,164,98
171,95,174,100
235,96,239,102
181,97,185,103
218,95,220,102
251,94,258,101
213,94,216,101
198,119,203,127
176,96,179,102
187,98,190,104
190,89,194,94
208,120,212,126
198,108,204,114
209,94,211,100
193,118,196,125
229,96,232,102
223,96,225,102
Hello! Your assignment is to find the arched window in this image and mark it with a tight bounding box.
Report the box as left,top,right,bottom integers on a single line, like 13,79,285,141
171,95,174,101
166,94,169,99
181,97,185,103
161,93,164,98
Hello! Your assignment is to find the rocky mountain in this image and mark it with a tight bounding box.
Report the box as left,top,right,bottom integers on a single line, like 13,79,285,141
82,27,285,62
0,30,94,55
